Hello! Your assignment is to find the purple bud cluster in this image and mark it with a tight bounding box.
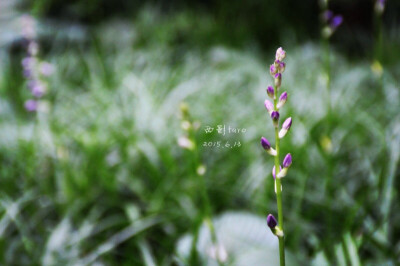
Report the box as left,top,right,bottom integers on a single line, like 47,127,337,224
321,10,343,38
20,15,54,112
263,48,293,240
260,47,293,178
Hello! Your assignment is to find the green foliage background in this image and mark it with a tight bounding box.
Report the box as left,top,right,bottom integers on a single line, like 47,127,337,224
0,2,400,265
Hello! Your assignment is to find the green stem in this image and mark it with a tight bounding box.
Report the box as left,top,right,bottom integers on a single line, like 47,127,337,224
189,129,221,265
274,86,285,266
323,37,331,118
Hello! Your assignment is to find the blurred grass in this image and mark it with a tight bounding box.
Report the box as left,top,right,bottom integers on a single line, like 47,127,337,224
0,6,400,265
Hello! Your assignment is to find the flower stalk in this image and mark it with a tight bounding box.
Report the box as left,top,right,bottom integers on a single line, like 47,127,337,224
262,47,292,266
20,14,54,112
178,103,223,265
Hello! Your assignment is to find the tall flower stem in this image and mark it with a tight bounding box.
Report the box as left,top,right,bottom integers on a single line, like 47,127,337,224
264,48,291,266
273,85,285,266
179,105,220,265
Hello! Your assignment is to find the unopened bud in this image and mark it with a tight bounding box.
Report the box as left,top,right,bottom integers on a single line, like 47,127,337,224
275,47,286,61
264,100,274,115
277,92,288,109
261,137,277,156
271,111,280,127
266,86,275,99
274,73,282,88
278,117,292,139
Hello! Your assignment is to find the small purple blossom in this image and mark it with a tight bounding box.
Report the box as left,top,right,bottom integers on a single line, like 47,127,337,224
39,62,55,76
277,92,288,108
330,15,343,29
279,61,286,73
275,47,286,61
21,57,35,68
270,64,277,76
274,73,282,87
279,117,292,139
271,111,280,122
267,214,278,229
283,153,292,168
267,86,274,99
24,99,38,112
282,117,292,130
261,137,271,150
264,99,274,114
31,82,45,97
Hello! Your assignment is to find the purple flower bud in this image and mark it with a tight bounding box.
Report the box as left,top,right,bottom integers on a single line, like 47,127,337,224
330,15,343,29
277,92,288,108
266,86,274,99
21,57,36,68
272,165,282,179
282,117,292,130
274,73,282,87
271,111,280,126
270,64,277,76
264,99,274,114
267,214,278,229
23,69,32,78
283,153,292,168
31,83,45,98
275,47,286,61
279,61,286,73
261,137,277,156
39,62,54,76
261,137,271,150
24,99,38,112
279,117,292,139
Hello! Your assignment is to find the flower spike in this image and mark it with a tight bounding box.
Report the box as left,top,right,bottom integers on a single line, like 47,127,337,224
261,47,291,263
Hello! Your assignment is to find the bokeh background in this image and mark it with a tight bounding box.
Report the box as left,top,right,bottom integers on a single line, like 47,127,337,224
1,0,400,265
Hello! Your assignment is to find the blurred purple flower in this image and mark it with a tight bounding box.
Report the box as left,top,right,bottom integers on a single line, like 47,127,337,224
330,15,343,29
39,62,55,76
31,82,45,98
24,99,38,112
